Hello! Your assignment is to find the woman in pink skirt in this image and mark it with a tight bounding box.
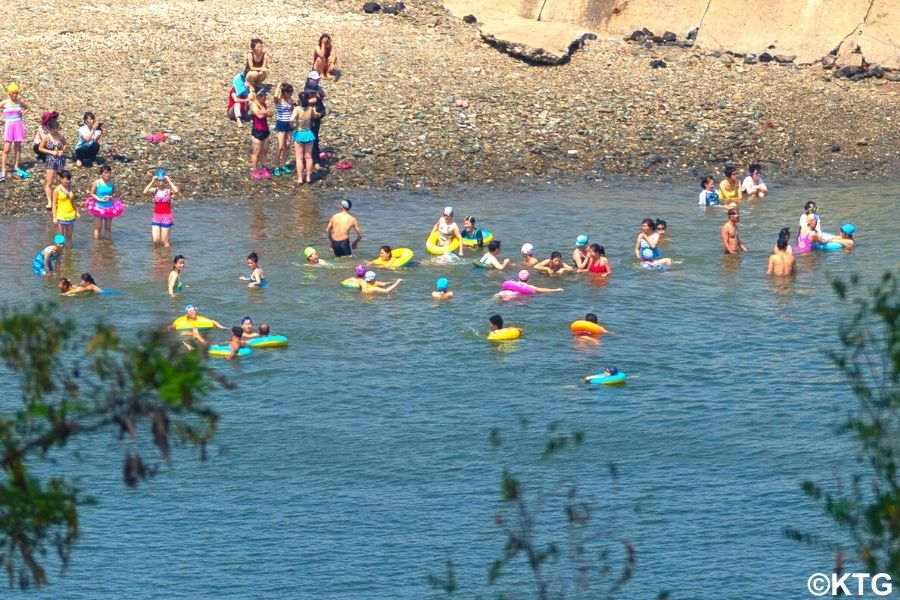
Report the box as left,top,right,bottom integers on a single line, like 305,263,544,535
1,83,30,181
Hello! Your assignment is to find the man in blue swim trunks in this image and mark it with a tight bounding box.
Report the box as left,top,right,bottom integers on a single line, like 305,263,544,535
325,199,363,257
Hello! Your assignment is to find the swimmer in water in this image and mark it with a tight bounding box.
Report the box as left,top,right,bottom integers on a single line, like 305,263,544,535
479,240,509,269
174,304,225,348
721,209,747,255
582,366,619,383
635,219,672,266
741,164,767,199
572,235,589,270
520,243,538,269
579,243,612,276
240,316,259,340
361,270,402,295
240,252,266,287
168,254,185,297
432,277,453,300
489,314,504,332
767,230,795,276
367,245,393,267
718,165,742,203
304,246,329,266
258,323,271,337
33,234,66,276
506,270,563,294
534,251,574,276
225,326,245,360
430,207,464,257
461,216,485,249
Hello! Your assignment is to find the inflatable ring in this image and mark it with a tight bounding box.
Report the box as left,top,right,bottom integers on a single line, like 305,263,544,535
342,277,362,289
208,345,251,358
813,235,844,252
246,335,288,349
570,320,606,336
426,231,460,255
370,247,414,268
501,280,535,295
172,315,218,331
461,230,494,247
83,197,125,219
488,327,522,341
586,372,627,385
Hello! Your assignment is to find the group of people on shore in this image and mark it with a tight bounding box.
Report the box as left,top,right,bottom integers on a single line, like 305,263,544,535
226,35,336,183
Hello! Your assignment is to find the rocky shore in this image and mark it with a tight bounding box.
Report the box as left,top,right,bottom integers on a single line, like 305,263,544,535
0,0,897,216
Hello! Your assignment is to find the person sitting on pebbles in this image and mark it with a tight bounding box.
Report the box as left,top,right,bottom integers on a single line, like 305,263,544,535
74,112,103,167
244,38,270,89
312,33,337,80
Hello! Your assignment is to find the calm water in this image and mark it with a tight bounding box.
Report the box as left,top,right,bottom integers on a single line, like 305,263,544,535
1,180,897,599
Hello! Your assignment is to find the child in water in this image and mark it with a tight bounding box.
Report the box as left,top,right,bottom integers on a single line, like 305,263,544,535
432,277,453,300
240,252,266,287
583,366,619,383
304,247,329,266
240,316,259,340
59,273,102,294
33,234,65,276
489,314,504,332
225,326,245,360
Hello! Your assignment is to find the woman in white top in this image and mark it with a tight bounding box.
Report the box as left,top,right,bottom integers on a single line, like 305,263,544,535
740,164,768,198
430,207,464,256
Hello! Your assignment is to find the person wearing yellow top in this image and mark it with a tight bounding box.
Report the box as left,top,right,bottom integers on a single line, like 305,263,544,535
51,169,78,246
718,166,743,202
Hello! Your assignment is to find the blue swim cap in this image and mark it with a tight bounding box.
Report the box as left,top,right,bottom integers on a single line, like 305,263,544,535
641,248,654,260
184,304,196,314
53,234,65,245
156,167,167,179
575,235,588,247
436,277,448,292
841,223,856,236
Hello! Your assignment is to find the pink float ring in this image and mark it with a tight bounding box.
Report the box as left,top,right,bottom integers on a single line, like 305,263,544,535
501,280,535,295
83,197,125,219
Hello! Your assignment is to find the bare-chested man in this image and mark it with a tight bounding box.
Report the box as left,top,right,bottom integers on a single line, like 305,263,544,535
721,209,747,255
766,236,795,275
325,200,363,257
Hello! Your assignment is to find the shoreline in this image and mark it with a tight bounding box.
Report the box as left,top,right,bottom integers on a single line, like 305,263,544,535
1,0,898,216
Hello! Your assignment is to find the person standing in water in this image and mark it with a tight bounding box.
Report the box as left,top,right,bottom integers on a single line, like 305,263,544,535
766,230,795,275
430,207,464,257
721,209,747,255
168,255,186,297
325,199,363,257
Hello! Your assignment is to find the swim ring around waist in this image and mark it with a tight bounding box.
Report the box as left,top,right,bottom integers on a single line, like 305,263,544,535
172,315,218,331
813,234,843,252
461,230,494,247
83,197,125,219
586,372,627,385
208,345,251,358
370,247,414,268
246,335,288,349
426,231,460,255
487,327,522,342
501,280,535,295
342,277,362,289
570,320,606,336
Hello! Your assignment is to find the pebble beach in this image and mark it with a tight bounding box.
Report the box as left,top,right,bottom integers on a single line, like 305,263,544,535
1,0,898,215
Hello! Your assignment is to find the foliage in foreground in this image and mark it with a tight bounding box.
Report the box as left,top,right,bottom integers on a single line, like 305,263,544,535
430,420,659,599
786,271,900,578
0,303,225,589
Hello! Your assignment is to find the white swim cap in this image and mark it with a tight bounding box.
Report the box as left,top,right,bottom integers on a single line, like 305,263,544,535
443,206,453,216
364,271,376,282
521,243,533,255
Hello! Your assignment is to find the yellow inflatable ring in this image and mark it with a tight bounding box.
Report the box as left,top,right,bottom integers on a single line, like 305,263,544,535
370,247,415,268
172,315,218,331
426,231,460,255
342,277,362,289
570,320,606,336
488,327,522,341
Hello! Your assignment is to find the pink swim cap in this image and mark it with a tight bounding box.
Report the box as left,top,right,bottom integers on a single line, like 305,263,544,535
518,269,530,282
355,264,366,276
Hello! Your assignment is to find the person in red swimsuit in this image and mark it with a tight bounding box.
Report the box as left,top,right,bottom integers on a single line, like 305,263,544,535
580,243,612,276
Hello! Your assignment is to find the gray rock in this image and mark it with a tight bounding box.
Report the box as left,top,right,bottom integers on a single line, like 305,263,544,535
462,14,476,24
662,31,677,43
480,32,589,66
650,59,667,69
720,54,734,64
835,65,863,79
687,27,698,41
774,54,796,64
363,2,380,13
821,55,836,68
744,53,758,65
625,30,645,43
382,2,404,14
759,52,773,63
830,144,841,152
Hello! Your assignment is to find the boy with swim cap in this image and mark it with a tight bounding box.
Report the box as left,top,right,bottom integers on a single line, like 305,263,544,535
572,235,589,269
432,277,453,300
304,246,328,266
33,234,66,276
360,270,402,295
520,243,538,268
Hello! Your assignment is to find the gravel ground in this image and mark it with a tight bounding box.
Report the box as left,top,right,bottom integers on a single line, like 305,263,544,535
0,0,897,215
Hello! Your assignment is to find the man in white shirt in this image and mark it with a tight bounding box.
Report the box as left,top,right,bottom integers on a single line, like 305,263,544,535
74,112,104,166
741,164,768,198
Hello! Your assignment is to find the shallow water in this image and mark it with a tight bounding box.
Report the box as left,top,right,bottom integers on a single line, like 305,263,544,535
1,180,897,599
